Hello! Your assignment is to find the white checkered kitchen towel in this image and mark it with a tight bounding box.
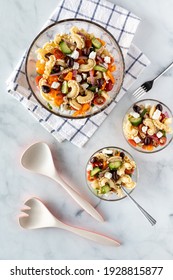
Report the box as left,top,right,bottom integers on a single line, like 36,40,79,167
7,0,150,147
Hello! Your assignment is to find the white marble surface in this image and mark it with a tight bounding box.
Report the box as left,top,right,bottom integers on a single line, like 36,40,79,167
0,0,173,260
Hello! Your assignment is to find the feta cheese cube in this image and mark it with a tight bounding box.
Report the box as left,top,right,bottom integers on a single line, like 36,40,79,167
82,73,87,80
76,74,82,83
69,49,79,59
87,164,93,171
51,82,60,89
89,51,96,60
104,172,112,179
73,62,79,70
156,131,163,138
129,112,140,118
104,56,111,64
81,83,89,90
142,126,148,133
134,136,141,143
102,148,113,155
152,109,161,120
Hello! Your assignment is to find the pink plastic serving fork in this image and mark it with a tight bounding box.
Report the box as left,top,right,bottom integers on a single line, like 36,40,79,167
19,197,120,247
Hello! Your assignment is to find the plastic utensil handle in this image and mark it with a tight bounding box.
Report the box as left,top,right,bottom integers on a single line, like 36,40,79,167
57,222,120,246
154,61,173,82
52,173,104,222
122,187,156,226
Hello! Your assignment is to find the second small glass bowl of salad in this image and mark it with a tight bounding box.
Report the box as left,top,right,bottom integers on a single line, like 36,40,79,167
123,99,173,153
86,147,138,201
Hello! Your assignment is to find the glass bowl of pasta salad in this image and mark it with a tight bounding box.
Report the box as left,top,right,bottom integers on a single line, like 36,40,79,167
123,99,173,153
25,19,125,119
86,147,138,201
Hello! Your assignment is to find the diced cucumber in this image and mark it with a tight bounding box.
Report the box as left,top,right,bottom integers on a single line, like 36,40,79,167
140,108,147,118
129,116,142,126
109,161,122,170
101,185,111,194
93,65,107,72
59,41,72,54
90,167,101,177
87,86,97,92
92,38,102,49
61,81,68,94
160,130,166,137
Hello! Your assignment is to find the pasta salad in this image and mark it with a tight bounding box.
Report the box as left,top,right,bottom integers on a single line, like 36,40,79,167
123,101,173,151
35,26,117,117
86,148,137,199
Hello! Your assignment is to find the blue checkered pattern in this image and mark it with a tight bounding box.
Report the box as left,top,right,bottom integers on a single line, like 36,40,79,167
7,0,150,147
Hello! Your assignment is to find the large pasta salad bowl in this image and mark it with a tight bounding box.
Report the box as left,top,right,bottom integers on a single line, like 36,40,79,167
86,147,138,201
25,18,125,119
123,99,173,153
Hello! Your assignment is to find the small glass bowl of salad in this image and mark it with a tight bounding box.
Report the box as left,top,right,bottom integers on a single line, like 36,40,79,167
86,147,138,201
25,18,124,119
123,99,173,153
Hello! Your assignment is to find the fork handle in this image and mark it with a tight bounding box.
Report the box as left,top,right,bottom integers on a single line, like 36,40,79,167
121,187,156,226
56,222,120,246
154,61,173,82
52,172,104,223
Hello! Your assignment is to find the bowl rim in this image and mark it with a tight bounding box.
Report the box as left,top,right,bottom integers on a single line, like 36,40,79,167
25,18,125,119
85,146,138,201
122,98,173,153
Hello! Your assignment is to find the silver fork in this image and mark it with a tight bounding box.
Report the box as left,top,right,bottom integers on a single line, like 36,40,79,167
121,186,156,226
133,61,173,99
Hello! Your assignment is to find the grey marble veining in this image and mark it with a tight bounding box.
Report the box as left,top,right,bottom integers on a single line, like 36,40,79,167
0,0,173,260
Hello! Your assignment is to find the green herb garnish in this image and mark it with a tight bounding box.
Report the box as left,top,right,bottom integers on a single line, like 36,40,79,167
47,103,53,110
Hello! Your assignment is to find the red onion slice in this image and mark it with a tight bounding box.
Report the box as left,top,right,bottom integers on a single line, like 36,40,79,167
78,56,88,60
96,55,103,62
77,32,87,40
89,70,95,85
164,111,169,118
72,70,77,77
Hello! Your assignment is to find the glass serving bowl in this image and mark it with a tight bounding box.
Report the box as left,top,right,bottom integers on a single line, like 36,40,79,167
85,146,138,201
123,99,173,153
25,18,125,119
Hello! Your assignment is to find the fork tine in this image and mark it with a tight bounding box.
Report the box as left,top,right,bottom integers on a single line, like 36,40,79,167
24,197,37,208
134,87,146,98
133,87,144,97
135,89,147,99
132,87,141,95
20,208,30,216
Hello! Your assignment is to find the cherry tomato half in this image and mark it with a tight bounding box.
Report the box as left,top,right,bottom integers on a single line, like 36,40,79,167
125,168,134,175
160,113,166,121
159,136,167,146
35,75,42,86
128,139,137,147
53,49,65,59
93,95,106,105
105,80,114,91
85,39,92,49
